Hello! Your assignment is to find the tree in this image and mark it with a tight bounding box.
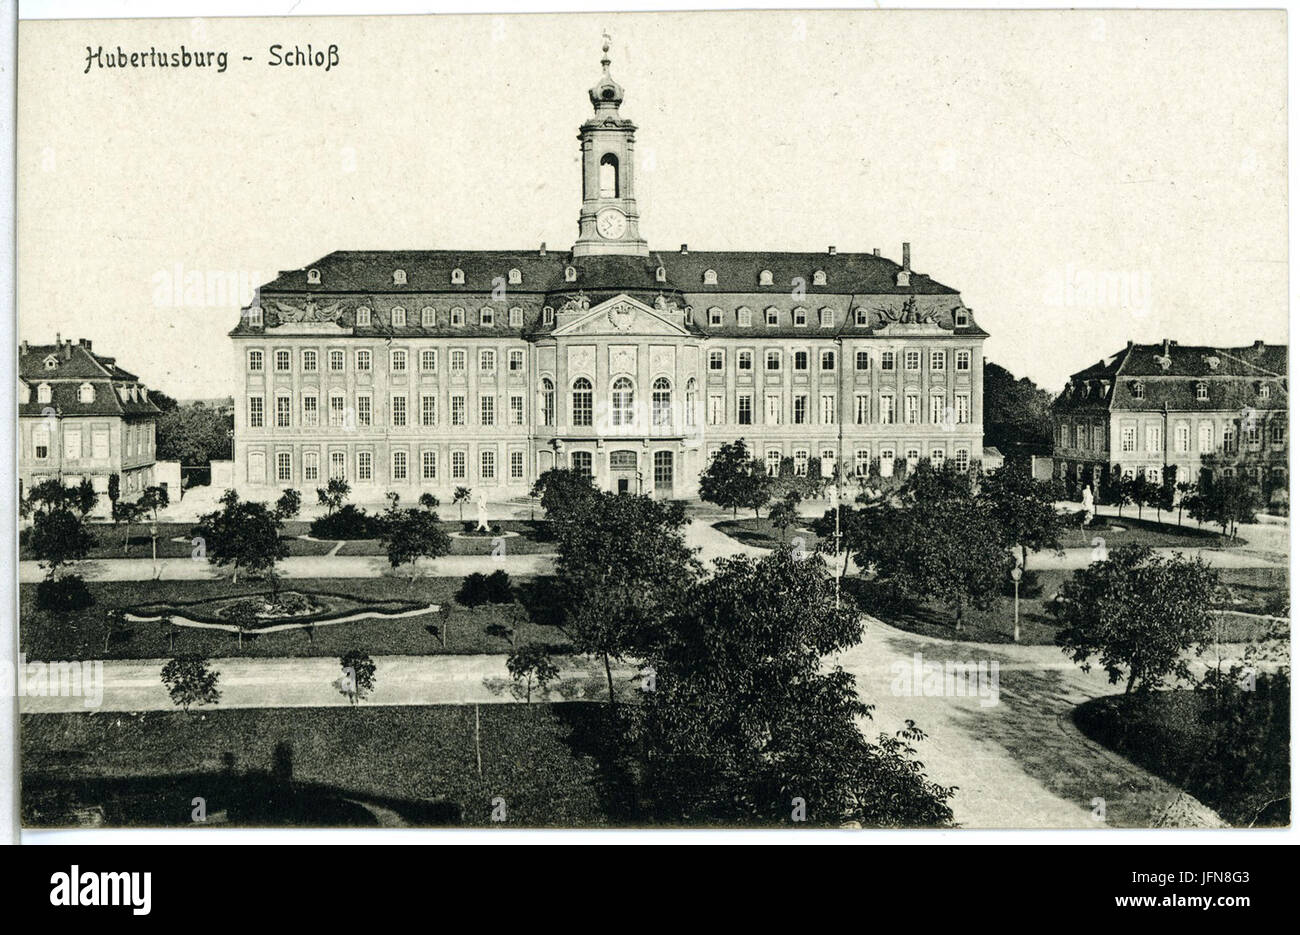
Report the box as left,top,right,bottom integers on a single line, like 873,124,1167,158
30,505,94,579
507,644,560,704
381,507,452,581
699,439,770,519
160,655,221,714
1110,473,1133,517
155,402,232,465
107,473,120,509
638,550,955,826
1188,473,1258,538
418,492,440,512
316,477,350,516
1174,481,1198,525
875,496,1012,633
452,486,473,521
193,492,288,586
1127,474,1153,520
274,488,302,521
979,463,1062,572
112,499,146,554
339,650,376,705
147,388,179,412
768,492,801,543
531,468,597,520
1053,544,1219,694
548,490,701,704
71,478,98,518
986,361,1055,455
138,484,169,524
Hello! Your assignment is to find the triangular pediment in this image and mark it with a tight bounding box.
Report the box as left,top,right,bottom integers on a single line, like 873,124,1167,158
552,294,691,337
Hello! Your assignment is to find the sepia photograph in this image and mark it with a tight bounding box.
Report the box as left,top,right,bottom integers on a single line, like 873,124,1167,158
4,2,1293,858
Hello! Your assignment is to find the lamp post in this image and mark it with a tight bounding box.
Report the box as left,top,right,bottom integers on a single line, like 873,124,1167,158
1010,565,1022,642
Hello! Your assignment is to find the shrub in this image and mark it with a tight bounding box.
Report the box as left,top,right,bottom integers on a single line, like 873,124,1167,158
309,504,385,540
486,569,513,604
35,574,95,613
457,572,491,608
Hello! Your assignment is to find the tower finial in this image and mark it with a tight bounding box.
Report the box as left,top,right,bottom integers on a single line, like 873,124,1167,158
601,31,611,70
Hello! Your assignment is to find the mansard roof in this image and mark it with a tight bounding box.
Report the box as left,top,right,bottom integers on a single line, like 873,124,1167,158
17,340,159,418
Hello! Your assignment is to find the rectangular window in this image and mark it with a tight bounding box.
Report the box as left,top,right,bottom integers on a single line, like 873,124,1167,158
329,394,346,427
391,395,407,427
509,349,524,372
956,350,971,371
480,449,496,480
480,396,495,426
1144,424,1160,453
708,350,724,371
880,449,895,477
1121,426,1136,453
880,394,896,425
1223,423,1239,454
793,449,809,475
301,394,319,427
304,451,319,482
1078,425,1089,449
1175,423,1190,453
653,451,673,489
63,430,81,460
451,394,466,426
708,394,723,425
793,350,808,371
766,450,782,476
451,350,467,373
421,395,437,427
422,450,437,481
302,349,318,372
855,351,870,371
277,452,292,482
821,394,836,424
330,451,346,480
392,451,408,481
737,394,753,426
931,396,945,425
451,450,466,479
854,449,871,476
510,395,525,425
480,349,495,373
904,393,920,424
1271,419,1286,445
92,430,109,460
357,394,371,427
821,350,836,371
357,451,373,482
420,349,437,372
510,450,524,480
329,349,345,372
794,395,808,425
276,395,291,428
275,349,290,372
765,394,782,425
855,394,870,424
356,349,371,372
905,350,921,371
955,393,970,425
249,395,264,428
248,350,263,372
738,351,753,372
765,350,781,371
390,349,407,373
930,350,945,371
880,351,895,371
1198,422,1214,453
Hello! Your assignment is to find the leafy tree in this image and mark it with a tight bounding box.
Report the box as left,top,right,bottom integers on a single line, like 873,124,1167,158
1109,472,1133,517
531,468,597,520
699,439,770,519
547,490,701,704
485,569,513,604
900,458,977,505
1053,544,1219,694
194,493,287,586
979,463,1062,572
316,477,350,516
112,499,145,554
507,644,560,703
30,506,94,579
875,496,1011,632
35,574,94,613
107,473,120,508
380,507,452,581
160,655,221,713
155,402,232,465
452,486,473,520
768,493,801,543
339,650,377,705
457,572,491,608
274,488,302,521
147,388,180,412
1188,473,1258,537
986,361,1055,454
1127,474,1153,520
418,492,440,512
138,484,169,523
1174,481,1198,525
638,550,955,826
71,478,98,518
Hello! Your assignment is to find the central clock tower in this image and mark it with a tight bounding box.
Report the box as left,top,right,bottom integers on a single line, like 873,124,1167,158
572,37,650,257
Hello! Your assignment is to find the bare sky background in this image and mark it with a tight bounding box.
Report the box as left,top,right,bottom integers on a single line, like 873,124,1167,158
18,10,1287,400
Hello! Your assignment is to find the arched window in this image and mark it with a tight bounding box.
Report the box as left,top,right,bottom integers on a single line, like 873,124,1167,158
652,377,672,427
37,383,51,404
599,153,620,198
78,382,95,404
391,306,407,327
564,266,577,283
450,268,465,285
306,268,321,285
572,378,593,426
813,270,827,286
703,269,718,285
393,269,407,285
571,450,593,478
356,306,372,326
684,377,697,427
655,266,666,283
508,268,522,284
737,307,752,327
611,376,634,427
421,306,436,326
759,269,773,286
540,378,555,426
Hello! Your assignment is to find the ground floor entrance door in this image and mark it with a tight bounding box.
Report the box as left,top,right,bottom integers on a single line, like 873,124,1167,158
609,449,638,495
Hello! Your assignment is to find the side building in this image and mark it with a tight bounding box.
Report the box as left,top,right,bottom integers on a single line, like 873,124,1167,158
18,337,162,513
1052,339,1288,502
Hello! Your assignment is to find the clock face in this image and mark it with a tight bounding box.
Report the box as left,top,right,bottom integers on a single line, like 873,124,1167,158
596,209,627,240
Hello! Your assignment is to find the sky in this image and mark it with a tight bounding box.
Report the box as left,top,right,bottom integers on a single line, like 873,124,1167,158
17,9,1288,399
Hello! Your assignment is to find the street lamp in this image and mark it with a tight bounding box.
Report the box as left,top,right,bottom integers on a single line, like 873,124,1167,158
1010,565,1023,642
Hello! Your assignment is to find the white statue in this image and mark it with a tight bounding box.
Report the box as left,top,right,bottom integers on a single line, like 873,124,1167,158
476,489,490,532
1081,484,1095,527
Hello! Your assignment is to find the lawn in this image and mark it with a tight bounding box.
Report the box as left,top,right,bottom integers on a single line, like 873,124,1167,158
20,577,571,661
713,517,824,552
22,702,634,827
334,520,556,557
859,567,1289,645
1073,689,1289,827
1056,514,1242,550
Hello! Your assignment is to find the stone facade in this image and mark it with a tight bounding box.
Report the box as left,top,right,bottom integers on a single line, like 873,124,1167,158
231,51,987,503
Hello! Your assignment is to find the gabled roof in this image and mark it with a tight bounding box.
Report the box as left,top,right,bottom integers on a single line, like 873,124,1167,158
17,340,158,418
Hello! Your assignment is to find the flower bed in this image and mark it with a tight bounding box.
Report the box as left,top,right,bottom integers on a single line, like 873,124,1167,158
125,590,433,631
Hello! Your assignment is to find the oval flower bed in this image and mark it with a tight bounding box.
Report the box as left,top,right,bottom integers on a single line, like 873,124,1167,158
124,590,435,633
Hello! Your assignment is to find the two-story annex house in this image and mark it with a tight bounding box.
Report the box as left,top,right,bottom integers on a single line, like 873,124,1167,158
18,337,162,513
231,45,988,502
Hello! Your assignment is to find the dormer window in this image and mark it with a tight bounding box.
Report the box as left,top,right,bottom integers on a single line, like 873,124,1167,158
793,307,807,327
356,306,372,326
703,269,717,285
451,307,465,327
955,309,969,327
509,306,523,327
819,308,834,328
393,269,407,285
421,306,436,327
450,268,465,285
1258,382,1271,399
542,306,555,326
37,383,51,404
248,306,264,327
508,268,522,285
765,307,779,326
78,382,95,404
655,266,666,283
480,307,495,326
306,268,321,285
759,269,773,286
118,386,129,402
43,355,58,370
812,270,827,286
564,266,577,283
708,307,723,327
1132,381,1145,399
1196,382,1209,401
391,306,407,327
854,307,869,327
737,307,752,327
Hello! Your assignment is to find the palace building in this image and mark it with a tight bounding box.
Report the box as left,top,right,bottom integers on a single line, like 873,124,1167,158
1052,339,1288,500
231,44,988,501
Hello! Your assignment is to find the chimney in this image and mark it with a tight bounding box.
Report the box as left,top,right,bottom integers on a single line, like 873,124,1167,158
1162,338,1170,357
680,244,688,254
1254,339,1266,351
895,242,912,287
21,340,28,354
538,242,547,256
828,245,836,255
1126,340,1133,349
872,248,880,257
56,332,61,347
